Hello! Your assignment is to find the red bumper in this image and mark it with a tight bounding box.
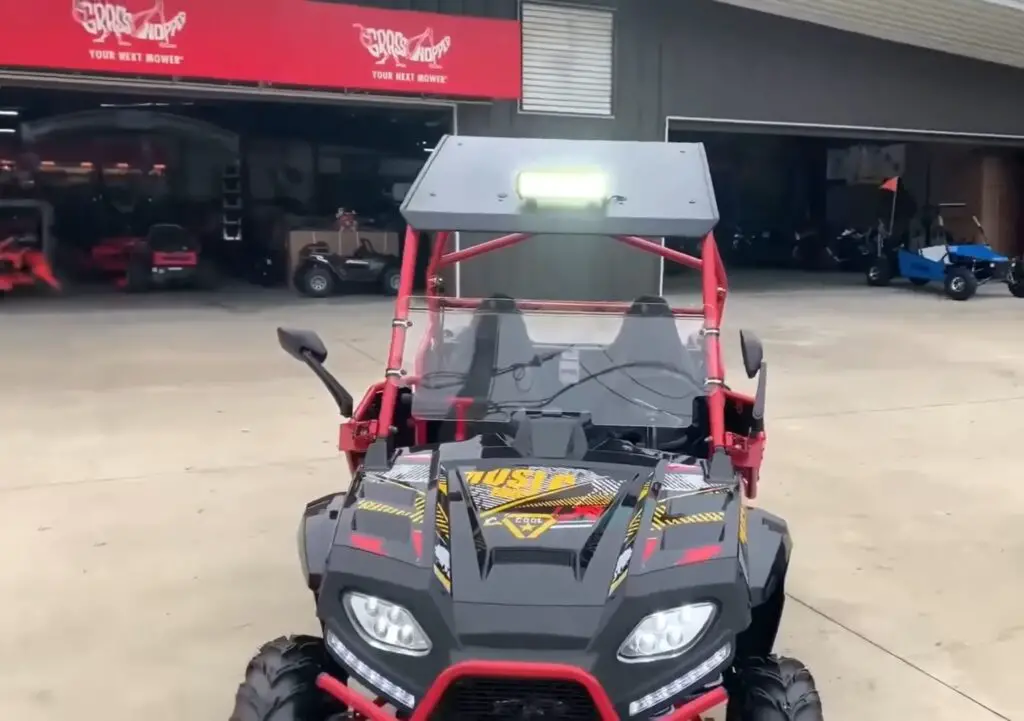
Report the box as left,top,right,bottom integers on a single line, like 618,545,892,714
316,660,727,721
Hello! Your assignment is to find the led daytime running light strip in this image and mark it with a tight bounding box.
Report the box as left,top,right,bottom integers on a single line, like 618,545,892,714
325,631,416,708
628,643,732,716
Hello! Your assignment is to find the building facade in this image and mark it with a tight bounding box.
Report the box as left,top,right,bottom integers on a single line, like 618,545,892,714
5,0,1024,299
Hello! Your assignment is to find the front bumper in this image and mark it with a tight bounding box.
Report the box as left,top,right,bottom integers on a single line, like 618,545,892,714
317,657,728,721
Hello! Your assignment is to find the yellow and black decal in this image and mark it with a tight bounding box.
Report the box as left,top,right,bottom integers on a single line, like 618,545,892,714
464,467,579,505
433,480,452,593
651,504,726,530
608,480,652,596
355,499,413,518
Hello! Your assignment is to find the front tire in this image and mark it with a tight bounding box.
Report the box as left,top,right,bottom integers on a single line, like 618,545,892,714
229,636,344,721
865,257,890,286
380,266,401,296
726,656,823,721
944,267,977,301
297,266,335,298
1008,260,1024,298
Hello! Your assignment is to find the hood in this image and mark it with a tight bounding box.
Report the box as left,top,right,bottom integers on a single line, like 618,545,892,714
344,449,741,608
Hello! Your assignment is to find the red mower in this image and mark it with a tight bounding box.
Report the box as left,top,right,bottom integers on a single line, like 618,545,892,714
0,200,60,296
90,224,217,291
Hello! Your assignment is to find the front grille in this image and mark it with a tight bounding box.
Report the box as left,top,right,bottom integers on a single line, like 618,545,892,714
429,677,598,720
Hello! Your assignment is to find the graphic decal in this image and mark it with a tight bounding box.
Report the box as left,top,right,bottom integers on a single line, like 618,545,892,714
72,0,187,66
484,513,558,540
662,462,729,493
464,466,620,511
651,506,726,530
355,499,412,517
609,480,652,596
433,479,452,593
412,493,426,525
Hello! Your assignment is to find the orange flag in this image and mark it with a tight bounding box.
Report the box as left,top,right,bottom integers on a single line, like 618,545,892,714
880,176,899,192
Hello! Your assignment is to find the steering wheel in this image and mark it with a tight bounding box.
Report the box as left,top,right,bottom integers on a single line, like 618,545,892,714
354,237,377,258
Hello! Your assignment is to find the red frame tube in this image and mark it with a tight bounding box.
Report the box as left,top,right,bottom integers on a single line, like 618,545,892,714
317,664,727,721
378,227,729,450
343,226,741,459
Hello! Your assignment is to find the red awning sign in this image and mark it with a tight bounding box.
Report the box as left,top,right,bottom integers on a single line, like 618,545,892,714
0,0,522,100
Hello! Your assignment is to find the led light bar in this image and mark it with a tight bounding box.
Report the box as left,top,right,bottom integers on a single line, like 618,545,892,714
324,630,416,708
628,643,732,716
516,169,609,206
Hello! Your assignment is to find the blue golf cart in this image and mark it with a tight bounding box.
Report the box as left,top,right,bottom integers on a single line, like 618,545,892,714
866,203,1024,300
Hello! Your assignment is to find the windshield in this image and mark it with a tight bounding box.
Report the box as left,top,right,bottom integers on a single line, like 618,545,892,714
407,297,707,429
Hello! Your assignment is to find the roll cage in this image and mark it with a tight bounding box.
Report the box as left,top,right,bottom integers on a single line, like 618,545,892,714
336,135,765,497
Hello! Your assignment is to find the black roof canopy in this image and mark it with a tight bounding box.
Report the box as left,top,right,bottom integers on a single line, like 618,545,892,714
399,135,719,238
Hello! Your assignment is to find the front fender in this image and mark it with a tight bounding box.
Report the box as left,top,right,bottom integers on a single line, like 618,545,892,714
298,492,346,593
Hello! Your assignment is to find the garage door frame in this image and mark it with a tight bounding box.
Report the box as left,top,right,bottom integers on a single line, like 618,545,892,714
0,68,472,295
664,114,1024,145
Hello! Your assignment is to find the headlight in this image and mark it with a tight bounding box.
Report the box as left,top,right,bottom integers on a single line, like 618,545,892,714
343,591,431,656
617,603,716,663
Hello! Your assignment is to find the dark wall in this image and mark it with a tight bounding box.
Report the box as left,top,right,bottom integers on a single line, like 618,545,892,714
656,0,1024,136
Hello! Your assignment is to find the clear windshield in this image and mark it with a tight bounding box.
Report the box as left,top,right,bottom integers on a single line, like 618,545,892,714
407,298,707,429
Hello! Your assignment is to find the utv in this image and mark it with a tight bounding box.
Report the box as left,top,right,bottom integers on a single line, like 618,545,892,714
230,136,823,721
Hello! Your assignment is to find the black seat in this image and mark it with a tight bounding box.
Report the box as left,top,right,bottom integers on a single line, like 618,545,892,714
606,295,688,367
415,295,550,431
593,295,702,426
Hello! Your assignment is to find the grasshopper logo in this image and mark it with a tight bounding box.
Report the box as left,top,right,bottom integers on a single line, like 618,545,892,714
72,0,187,48
353,24,451,69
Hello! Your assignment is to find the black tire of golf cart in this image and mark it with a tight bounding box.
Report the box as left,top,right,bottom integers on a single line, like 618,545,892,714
124,255,151,293
726,656,824,721
229,635,345,721
944,267,977,301
909,277,929,286
380,266,401,296
865,258,890,286
297,266,335,298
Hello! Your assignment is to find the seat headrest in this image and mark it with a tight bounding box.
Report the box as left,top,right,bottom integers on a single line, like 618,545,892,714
475,294,519,314
626,295,672,317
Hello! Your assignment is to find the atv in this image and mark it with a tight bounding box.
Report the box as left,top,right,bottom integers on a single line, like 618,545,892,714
294,236,402,298
230,136,823,721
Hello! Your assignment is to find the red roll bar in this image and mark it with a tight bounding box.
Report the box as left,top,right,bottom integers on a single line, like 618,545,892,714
374,229,729,451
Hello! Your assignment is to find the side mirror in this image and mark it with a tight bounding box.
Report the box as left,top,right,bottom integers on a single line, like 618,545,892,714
277,327,354,417
278,327,328,364
739,330,763,380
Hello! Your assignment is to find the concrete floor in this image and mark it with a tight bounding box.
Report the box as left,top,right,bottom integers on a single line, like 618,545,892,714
1,275,1021,721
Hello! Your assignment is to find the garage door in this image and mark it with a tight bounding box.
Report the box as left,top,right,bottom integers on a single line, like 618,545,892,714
714,0,1024,69
520,3,614,116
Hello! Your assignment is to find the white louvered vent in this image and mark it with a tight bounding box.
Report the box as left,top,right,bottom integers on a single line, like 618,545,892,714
520,3,613,116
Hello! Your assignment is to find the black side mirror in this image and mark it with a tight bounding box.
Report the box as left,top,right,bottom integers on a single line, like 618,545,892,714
277,327,354,417
278,327,328,364
739,330,764,380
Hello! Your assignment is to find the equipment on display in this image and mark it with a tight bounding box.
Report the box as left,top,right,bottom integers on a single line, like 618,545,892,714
90,223,217,292
866,184,1023,300
294,210,402,298
0,200,60,294
230,136,823,721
